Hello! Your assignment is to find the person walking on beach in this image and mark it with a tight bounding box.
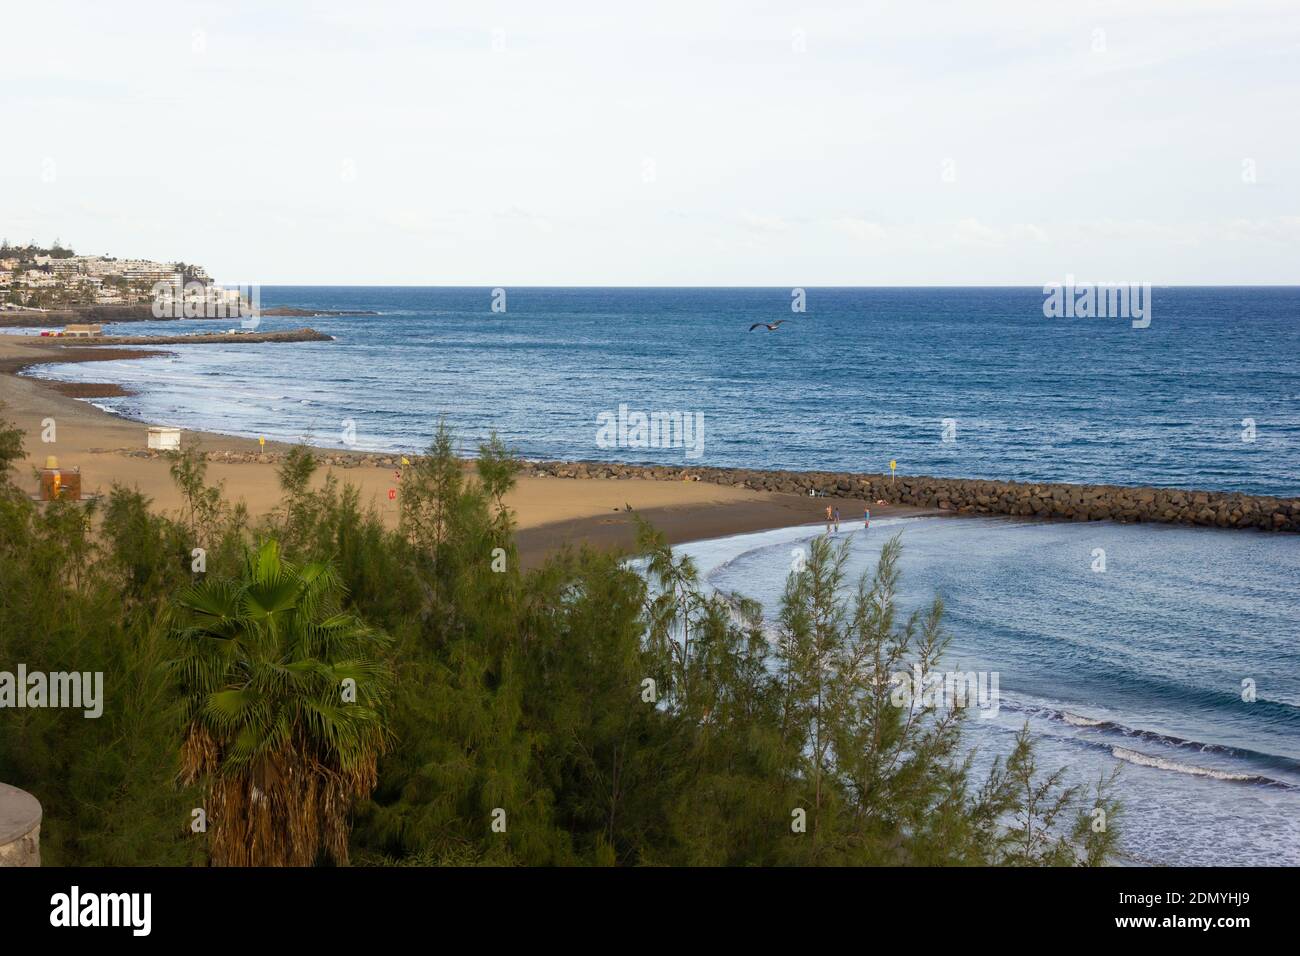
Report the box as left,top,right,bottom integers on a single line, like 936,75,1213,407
863,507,871,532
833,506,841,533
825,504,833,533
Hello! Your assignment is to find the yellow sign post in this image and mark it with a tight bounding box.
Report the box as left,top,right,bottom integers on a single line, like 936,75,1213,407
889,459,897,485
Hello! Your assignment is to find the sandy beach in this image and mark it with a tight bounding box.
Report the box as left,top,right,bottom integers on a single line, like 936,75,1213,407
0,333,907,566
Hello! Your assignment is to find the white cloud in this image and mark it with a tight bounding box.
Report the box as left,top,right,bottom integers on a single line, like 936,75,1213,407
949,219,1003,247
1222,217,1300,243
1009,223,1050,243
740,213,791,234
831,218,887,242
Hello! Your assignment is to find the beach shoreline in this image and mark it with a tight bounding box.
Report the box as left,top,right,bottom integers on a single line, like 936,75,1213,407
0,332,905,566
3,327,1295,573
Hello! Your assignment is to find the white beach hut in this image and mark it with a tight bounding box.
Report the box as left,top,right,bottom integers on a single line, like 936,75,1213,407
147,427,182,451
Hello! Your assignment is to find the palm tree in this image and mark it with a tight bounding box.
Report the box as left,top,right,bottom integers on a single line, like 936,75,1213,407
172,540,394,866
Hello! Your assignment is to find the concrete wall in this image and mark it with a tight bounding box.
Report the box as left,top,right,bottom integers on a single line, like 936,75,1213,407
0,782,42,867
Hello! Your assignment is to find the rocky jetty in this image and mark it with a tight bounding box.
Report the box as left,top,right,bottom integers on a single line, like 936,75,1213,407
518,461,1299,533
119,449,411,470
109,448,1299,533
71,327,332,346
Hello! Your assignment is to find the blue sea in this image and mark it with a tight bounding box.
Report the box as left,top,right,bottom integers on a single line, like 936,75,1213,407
21,285,1300,495
680,517,1300,866
19,286,1300,865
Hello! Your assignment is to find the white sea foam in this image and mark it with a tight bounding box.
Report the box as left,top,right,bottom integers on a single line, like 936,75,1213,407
672,509,1300,864
1063,711,1106,727
1111,746,1261,783
676,518,914,583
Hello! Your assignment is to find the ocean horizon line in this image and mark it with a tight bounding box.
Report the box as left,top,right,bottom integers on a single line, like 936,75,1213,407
226,282,1300,290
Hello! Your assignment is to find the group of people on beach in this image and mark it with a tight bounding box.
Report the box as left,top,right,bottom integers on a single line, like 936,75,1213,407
825,504,869,534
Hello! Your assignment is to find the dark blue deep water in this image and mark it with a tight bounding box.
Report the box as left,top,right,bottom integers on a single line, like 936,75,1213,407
24,286,1300,495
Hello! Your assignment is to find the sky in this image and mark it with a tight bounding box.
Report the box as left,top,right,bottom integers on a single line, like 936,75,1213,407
2,0,1298,286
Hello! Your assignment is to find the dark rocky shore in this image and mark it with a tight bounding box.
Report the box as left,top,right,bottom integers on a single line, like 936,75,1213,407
0,304,159,326
521,461,1299,532
1,304,374,326
70,327,332,346
109,448,1300,533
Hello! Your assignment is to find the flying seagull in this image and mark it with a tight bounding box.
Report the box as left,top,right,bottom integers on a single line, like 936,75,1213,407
748,320,787,332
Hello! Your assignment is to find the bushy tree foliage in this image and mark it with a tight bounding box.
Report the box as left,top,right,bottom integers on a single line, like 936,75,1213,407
0,412,1118,866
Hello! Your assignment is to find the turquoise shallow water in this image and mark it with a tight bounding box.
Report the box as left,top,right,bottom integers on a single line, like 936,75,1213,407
678,516,1300,866
20,285,1300,495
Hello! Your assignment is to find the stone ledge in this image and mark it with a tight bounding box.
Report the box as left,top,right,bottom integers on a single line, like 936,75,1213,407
0,782,42,867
